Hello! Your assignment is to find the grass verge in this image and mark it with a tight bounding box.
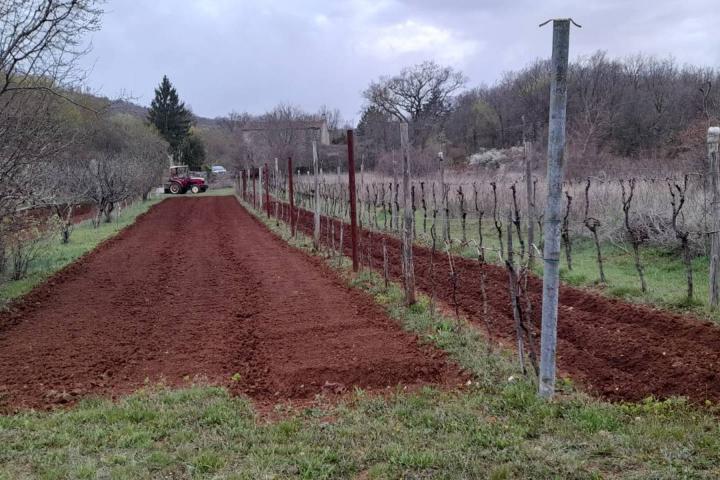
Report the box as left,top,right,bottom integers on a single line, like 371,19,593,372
1,192,718,479
0,197,164,304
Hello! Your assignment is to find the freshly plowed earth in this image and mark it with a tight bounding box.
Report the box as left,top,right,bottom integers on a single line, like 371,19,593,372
284,201,720,404
0,197,461,412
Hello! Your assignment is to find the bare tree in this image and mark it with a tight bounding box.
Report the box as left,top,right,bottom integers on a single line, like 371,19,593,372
84,115,167,224
0,0,102,101
363,61,467,148
0,0,102,268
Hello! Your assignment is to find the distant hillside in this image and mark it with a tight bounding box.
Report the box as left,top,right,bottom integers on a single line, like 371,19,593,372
105,99,149,119
105,99,220,128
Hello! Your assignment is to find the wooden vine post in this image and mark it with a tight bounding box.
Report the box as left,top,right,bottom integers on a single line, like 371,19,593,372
265,163,271,218
347,129,359,272
312,141,321,250
708,126,720,306
241,170,247,201
288,157,295,236
525,139,536,269
252,169,257,209
400,123,416,305
539,18,576,400
258,165,263,210
274,158,279,222
438,152,448,242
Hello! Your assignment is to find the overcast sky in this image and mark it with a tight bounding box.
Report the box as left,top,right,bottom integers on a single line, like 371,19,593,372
80,0,720,124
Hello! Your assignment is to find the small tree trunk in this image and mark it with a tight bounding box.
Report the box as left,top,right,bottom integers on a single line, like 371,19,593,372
104,202,115,223
584,178,606,283
491,182,503,258
458,186,467,245
510,184,525,260
505,212,526,374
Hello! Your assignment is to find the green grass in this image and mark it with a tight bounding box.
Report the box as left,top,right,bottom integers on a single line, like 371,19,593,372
2,193,720,479
193,186,236,197
0,197,164,304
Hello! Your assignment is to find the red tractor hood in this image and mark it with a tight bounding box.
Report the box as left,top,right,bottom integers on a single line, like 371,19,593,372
189,177,206,185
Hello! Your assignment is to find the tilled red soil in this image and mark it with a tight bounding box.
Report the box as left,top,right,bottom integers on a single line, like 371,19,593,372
0,197,462,412
287,202,720,404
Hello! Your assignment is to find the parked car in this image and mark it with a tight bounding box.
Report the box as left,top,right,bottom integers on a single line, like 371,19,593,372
211,165,227,175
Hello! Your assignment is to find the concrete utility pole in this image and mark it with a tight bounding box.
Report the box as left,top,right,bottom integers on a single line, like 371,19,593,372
539,18,578,400
400,123,416,305
313,141,321,249
708,126,720,306
347,129,359,272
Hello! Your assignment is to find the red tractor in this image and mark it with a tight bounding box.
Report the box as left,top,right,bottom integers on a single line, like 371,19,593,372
164,166,209,194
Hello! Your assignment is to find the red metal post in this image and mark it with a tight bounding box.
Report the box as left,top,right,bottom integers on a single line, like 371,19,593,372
347,129,359,272
265,163,271,217
288,157,295,235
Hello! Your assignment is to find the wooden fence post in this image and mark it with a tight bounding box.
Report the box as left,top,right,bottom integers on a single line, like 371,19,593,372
265,163,271,217
708,126,720,306
242,170,247,201
252,169,257,209
539,18,576,400
360,156,365,229
525,139,536,269
274,158,279,221
313,141,321,250
401,123,416,305
347,129,359,272
288,156,295,236
438,152,449,242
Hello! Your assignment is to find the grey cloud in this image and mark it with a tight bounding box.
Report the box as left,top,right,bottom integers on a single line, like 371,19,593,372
80,0,720,123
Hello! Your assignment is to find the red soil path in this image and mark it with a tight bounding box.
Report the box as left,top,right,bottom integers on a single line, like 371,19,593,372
287,203,720,404
0,197,461,412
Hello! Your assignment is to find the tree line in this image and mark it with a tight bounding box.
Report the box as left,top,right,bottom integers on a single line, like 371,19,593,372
357,54,720,173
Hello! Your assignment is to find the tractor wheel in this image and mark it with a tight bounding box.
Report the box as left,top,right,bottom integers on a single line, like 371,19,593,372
190,185,200,194
169,183,181,194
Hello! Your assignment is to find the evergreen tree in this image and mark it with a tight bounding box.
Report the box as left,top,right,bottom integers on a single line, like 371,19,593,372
177,132,206,170
147,75,192,159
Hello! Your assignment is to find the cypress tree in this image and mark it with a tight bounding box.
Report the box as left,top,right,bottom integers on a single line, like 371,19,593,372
148,75,192,159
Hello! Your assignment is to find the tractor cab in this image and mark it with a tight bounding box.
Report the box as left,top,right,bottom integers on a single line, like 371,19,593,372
164,165,209,195
169,165,189,179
